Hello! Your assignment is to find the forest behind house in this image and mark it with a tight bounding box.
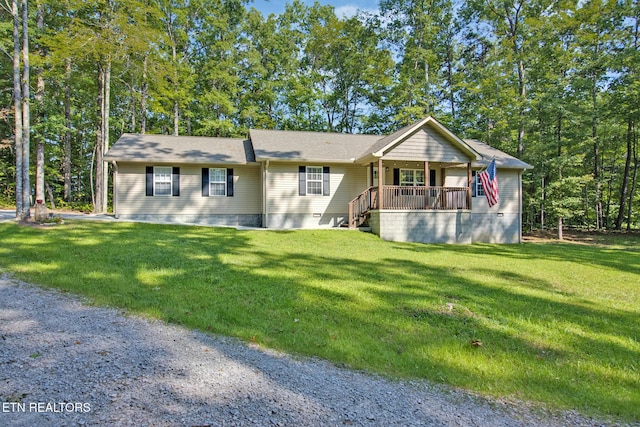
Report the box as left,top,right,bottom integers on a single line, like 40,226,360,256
2,0,639,232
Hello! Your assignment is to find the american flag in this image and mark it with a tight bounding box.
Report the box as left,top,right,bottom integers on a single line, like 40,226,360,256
478,159,499,207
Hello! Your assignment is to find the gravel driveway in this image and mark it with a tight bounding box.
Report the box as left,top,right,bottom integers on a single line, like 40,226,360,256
0,276,612,426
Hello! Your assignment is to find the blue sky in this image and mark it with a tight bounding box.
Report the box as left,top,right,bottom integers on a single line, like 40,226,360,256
250,0,379,18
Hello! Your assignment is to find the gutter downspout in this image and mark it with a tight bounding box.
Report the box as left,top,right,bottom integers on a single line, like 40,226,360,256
263,160,269,228
518,171,523,243
111,161,118,219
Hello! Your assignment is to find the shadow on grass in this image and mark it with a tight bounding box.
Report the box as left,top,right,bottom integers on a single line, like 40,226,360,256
4,279,475,426
392,239,640,276
0,222,638,422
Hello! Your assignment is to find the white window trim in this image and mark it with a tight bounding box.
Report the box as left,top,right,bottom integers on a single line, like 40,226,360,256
154,166,172,196
472,171,485,197
400,168,425,186
209,168,227,197
306,166,323,196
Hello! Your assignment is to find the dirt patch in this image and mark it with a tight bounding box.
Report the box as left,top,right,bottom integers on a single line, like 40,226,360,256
524,229,640,246
15,219,64,229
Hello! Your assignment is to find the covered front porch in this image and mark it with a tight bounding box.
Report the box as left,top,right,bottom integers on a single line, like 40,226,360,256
348,159,473,228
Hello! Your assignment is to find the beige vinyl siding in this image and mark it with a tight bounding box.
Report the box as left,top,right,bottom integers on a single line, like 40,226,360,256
382,125,471,162
444,168,468,187
470,168,520,213
266,162,367,214
115,163,261,216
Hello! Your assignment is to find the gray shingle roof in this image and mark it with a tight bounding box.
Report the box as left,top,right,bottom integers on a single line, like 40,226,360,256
106,128,532,171
249,129,380,162
464,139,532,169
104,134,255,164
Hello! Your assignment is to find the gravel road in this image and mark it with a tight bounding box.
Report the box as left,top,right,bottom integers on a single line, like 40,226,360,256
0,275,616,427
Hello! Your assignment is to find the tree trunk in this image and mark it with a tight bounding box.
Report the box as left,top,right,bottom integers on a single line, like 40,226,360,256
592,57,603,229
171,40,180,136
446,43,455,118
95,62,104,213
557,167,563,240
558,216,563,240
34,0,47,222
141,55,147,134
557,113,563,240
517,56,525,157
173,100,179,136
64,58,72,201
627,134,638,231
20,0,31,219
12,0,24,219
45,181,56,209
540,175,545,230
615,117,633,230
102,59,111,214
90,143,96,209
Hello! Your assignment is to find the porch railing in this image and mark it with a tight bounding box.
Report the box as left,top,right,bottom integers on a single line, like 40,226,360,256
381,186,470,210
348,185,470,228
348,186,378,228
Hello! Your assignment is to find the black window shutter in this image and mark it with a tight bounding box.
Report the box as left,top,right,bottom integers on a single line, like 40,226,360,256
429,169,437,187
226,168,234,197
393,168,400,186
146,166,154,196
323,166,330,196
298,166,306,196
172,167,180,196
202,168,209,197
471,172,477,197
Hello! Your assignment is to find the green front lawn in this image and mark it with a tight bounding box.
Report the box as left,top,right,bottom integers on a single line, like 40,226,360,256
0,221,638,422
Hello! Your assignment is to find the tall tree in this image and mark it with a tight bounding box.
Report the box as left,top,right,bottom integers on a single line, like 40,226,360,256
33,0,47,220
381,0,458,126
572,0,619,229
6,0,30,219
462,0,544,157
612,0,640,229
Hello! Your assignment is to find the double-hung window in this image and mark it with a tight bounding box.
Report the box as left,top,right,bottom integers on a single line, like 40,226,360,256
146,166,179,197
209,168,227,196
154,167,173,196
400,169,425,186
472,171,485,197
306,166,323,195
298,166,329,196
201,167,233,197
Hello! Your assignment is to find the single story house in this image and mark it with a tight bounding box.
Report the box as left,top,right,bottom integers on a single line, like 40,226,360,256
105,116,532,244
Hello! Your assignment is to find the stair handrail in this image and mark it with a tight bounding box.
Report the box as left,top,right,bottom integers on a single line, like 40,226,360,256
348,186,376,228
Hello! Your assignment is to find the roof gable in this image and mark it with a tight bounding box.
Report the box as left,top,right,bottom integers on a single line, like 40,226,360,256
358,116,481,162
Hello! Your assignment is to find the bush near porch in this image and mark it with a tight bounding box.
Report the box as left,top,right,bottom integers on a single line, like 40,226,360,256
0,222,638,423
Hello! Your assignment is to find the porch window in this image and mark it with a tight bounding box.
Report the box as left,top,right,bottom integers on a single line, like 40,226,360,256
306,166,323,195
154,167,173,196
209,168,227,196
472,171,485,197
400,169,425,186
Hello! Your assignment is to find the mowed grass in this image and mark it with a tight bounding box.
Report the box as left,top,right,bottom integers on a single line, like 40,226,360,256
0,221,638,422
